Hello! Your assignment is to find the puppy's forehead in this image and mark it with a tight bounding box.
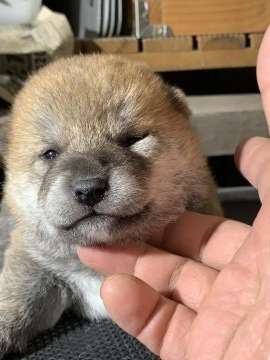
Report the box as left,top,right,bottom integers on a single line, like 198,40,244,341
29,55,166,123
11,55,178,149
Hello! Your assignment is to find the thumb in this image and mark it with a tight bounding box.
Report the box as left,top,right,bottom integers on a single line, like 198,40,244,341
101,273,195,358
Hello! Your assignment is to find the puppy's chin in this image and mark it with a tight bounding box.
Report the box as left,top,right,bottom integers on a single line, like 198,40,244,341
45,201,186,248
53,218,146,247
43,205,154,247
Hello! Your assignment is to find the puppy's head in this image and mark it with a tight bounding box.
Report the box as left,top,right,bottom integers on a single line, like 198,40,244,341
5,55,208,246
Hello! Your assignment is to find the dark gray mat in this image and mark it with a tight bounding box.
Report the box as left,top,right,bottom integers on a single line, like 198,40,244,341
4,312,160,360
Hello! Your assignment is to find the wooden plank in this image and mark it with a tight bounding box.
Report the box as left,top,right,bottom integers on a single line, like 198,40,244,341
124,48,258,72
142,36,193,52
161,0,270,35
197,34,246,51
188,94,267,156
74,37,139,54
249,33,264,48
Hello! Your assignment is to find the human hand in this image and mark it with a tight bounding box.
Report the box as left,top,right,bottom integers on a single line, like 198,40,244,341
77,26,270,360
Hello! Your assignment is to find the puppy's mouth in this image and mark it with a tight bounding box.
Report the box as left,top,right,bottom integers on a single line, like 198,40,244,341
61,204,150,231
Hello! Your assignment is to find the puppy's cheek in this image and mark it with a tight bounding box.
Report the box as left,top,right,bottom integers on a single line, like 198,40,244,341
7,174,41,218
95,168,149,216
33,161,47,175
148,145,189,210
43,175,78,226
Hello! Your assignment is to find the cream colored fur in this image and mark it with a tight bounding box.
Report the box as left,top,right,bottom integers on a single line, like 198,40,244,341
0,55,222,357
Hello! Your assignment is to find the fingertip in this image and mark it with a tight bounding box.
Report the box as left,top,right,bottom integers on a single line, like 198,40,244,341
257,25,270,93
234,137,263,171
101,273,137,299
100,273,161,336
76,245,121,275
76,245,102,268
76,244,143,276
101,273,156,310
76,245,87,263
234,137,252,171
234,136,269,178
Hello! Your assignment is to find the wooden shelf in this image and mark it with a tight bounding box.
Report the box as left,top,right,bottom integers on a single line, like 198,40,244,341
75,34,261,72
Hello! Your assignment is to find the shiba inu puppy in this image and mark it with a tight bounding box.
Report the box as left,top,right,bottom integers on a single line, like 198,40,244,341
0,55,222,357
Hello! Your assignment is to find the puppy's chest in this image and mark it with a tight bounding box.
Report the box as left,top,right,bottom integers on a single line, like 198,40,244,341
67,270,108,320
34,250,108,320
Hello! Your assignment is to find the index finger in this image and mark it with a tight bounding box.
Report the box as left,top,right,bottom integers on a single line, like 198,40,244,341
78,211,249,273
150,211,250,270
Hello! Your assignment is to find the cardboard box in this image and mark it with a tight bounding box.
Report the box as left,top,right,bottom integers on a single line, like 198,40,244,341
148,0,270,36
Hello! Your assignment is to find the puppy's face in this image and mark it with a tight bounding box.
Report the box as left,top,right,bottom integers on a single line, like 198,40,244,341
5,55,206,246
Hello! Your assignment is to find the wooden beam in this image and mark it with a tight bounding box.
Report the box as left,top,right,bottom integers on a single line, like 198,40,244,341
197,34,246,51
75,37,139,54
124,48,258,71
249,33,264,48
142,36,193,52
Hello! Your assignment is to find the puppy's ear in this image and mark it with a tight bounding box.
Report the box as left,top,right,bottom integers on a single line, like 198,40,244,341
167,86,191,119
0,120,9,164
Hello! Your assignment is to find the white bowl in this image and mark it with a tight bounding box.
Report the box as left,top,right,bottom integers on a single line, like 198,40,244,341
0,0,42,26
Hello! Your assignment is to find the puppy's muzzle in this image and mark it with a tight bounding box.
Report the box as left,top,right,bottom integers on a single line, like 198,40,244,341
73,178,107,207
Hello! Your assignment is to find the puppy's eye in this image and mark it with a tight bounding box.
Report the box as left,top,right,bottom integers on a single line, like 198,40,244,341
42,150,59,160
121,134,148,148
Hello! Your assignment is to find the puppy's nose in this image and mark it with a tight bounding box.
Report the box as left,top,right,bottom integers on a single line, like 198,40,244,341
73,178,107,206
